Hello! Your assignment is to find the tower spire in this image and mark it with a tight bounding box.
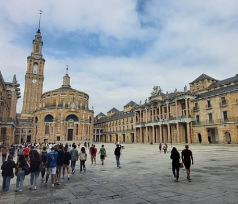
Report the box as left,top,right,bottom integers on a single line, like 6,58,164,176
66,65,69,75
38,10,43,32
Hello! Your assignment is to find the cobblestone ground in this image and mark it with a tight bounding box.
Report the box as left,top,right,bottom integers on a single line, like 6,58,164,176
1,143,238,204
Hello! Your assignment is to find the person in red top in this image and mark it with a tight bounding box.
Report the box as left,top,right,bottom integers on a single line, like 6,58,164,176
23,146,30,161
91,145,97,165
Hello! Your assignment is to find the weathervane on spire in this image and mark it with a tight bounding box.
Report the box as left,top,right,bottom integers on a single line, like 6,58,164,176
66,65,69,75
38,10,43,30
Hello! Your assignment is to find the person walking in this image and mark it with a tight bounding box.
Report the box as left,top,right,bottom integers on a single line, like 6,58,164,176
56,145,64,185
99,145,106,165
45,147,58,188
9,145,15,157
40,147,48,181
15,155,27,192
79,147,87,172
114,144,121,168
181,145,194,182
70,144,78,174
1,155,16,192
23,145,30,161
1,146,8,163
62,147,71,180
159,143,162,153
91,145,97,165
170,147,180,182
29,152,41,190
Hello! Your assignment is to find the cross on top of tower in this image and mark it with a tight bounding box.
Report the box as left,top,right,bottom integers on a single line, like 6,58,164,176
66,65,69,75
38,10,43,32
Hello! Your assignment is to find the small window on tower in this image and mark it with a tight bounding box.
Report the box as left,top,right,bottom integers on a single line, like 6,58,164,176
36,44,39,53
33,63,38,74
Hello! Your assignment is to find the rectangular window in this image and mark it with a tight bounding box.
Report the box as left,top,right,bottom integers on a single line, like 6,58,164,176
223,111,228,121
221,97,226,105
36,45,39,53
195,102,198,108
196,115,200,122
208,113,213,123
207,100,211,108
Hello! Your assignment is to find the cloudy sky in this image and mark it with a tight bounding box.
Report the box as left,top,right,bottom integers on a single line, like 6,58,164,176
1,0,238,115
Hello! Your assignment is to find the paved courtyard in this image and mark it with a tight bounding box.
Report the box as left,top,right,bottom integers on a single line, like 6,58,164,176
1,143,238,204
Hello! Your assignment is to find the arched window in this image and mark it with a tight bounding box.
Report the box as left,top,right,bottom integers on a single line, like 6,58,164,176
44,114,54,122
66,114,79,122
33,63,38,74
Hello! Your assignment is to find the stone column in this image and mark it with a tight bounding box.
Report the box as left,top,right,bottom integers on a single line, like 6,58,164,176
152,107,154,122
140,127,142,142
19,128,22,144
159,106,161,120
99,129,101,142
176,123,180,143
185,98,189,117
187,123,191,143
155,107,158,121
146,108,148,123
25,129,28,143
146,126,148,143
166,103,169,120
152,126,155,143
167,124,170,143
140,110,142,123
94,129,96,142
159,125,162,142
175,100,178,118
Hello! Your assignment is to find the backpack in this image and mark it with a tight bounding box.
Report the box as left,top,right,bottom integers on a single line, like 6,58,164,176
18,149,23,156
41,152,47,164
9,148,15,155
91,148,95,154
22,164,30,175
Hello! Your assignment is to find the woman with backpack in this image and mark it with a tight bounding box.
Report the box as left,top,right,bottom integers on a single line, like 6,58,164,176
79,147,87,172
15,155,27,192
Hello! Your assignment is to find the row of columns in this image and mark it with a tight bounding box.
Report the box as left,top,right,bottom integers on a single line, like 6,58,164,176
136,122,191,143
137,98,190,122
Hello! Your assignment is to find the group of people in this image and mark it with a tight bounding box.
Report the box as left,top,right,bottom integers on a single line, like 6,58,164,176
1,141,193,193
0,143,89,192
170,145,194,182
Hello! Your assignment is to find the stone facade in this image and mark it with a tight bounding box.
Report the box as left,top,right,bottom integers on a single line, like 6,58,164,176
0,72,21,146
94,74,238,144
16,29,94,143
94,101,136,143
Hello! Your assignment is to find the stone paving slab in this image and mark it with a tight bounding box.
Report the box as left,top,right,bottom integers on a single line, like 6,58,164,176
1,143,238,204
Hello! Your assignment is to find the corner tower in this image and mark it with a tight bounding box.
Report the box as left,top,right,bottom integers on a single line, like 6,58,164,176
21,28,45,118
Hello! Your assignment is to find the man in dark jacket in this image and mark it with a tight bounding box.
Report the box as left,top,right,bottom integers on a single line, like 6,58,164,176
1,155,16,192
114,144,122,168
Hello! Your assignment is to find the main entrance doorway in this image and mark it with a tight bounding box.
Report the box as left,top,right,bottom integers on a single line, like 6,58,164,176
68,129,73,141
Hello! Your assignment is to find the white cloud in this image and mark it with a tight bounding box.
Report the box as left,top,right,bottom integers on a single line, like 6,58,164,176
0,0,238,115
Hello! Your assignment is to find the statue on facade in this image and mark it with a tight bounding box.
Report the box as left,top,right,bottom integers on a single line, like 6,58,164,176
151,86,161,96
184,85,187,92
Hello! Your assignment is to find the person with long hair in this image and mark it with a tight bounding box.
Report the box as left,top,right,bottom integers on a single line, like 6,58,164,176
29,152,41,190
170,147,180,182
15,155,27,192
62,147,71,180
79,147,87,172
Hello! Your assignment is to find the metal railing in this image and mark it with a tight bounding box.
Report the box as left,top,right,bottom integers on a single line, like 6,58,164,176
192,117,238,125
